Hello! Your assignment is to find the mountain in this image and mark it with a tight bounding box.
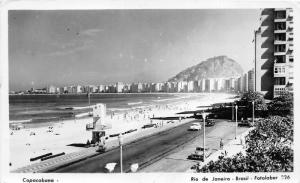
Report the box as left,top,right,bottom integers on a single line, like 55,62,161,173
168,55,244,82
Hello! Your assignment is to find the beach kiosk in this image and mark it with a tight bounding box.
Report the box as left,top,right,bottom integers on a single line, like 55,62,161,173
86,103,110,143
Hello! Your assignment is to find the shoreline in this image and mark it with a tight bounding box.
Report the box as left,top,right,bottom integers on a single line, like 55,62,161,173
9,93,236,171
9,92,235,96
9,92,212,127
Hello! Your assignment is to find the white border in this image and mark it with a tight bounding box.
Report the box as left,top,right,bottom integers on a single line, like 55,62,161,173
1,0,299,183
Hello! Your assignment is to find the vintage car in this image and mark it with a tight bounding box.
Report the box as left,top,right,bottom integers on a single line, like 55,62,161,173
189,122,202,131
187,153,204,161
205,119,216,127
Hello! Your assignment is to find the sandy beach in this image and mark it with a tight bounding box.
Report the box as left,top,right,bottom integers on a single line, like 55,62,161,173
9,93,236,170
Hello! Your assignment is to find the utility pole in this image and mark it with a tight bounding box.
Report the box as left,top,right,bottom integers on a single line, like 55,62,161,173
118,134,123,173
202,113,208,162
252,101,255,126
232,103,234,121
235,105,238,139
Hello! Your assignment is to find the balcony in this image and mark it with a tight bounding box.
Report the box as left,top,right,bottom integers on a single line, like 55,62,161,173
274,51,286,56
274,22,286,33
274,40,286,44
274,30,287,34
274,77,286,86
274,18,286,22
287,34,293,41
274,10,287,22
274,86,287,98
275,8,286,11
287,11,293,18
274,44,286,56
274,63,286,77
287,25,293,31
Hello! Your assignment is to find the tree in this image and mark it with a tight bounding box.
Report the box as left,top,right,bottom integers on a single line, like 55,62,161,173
268,91,293,116
197,116,293,172
239,91,268,118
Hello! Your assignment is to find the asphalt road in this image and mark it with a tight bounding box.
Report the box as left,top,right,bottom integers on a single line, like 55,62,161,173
51,119,218,173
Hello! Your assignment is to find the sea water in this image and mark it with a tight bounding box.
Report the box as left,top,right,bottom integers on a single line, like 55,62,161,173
9,93,203,128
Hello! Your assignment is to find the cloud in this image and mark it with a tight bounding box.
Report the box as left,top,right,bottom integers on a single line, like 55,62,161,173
49,40,93,56
81,28,104,36
48,28,101,57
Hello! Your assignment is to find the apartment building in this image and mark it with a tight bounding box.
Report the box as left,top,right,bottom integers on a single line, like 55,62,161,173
254,8,293,99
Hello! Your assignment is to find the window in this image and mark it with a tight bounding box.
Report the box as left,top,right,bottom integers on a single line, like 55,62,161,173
274,66,285,74
289,57,294,62
275,55,286,63
274,77,286,85
275,44,286,52
275,33,286,41
275,22,286,30
274,87,287,96
275,10,286,19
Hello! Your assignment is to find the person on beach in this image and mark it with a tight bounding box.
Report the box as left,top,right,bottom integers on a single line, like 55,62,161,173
220,138,224,150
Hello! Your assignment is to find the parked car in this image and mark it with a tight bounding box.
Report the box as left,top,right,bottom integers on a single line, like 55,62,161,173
205,119,215,127
189,122,202,131
238,120,254,127
142,124,157,129
195,147,209,151
187,153,204,161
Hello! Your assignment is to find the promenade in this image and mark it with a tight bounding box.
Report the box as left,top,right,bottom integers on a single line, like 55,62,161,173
13,118,251,173
12,118,194,173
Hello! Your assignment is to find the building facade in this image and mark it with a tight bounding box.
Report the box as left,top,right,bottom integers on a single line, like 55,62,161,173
248,69,255,92
254,8,293,99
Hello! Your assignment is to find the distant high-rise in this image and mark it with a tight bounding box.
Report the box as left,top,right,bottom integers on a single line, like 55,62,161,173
254,8,293,99
248,69,255,92
116,82,124,93
46,85,56,93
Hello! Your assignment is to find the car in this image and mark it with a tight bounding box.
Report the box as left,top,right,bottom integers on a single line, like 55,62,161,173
189,123,201,131
238,120,254,127
142,124,157,129
187,153,204,161
205,119,215,127
195,147,209,151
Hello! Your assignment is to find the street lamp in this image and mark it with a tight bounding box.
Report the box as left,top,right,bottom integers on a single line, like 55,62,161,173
252,101,255,126
202,112,209,162
118,134,123,173
232,103,234,121
235,105,238,139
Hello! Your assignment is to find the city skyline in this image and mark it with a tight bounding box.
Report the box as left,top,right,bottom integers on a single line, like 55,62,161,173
9,9,260,91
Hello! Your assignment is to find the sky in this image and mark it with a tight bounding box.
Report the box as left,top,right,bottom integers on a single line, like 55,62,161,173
9,9,260,91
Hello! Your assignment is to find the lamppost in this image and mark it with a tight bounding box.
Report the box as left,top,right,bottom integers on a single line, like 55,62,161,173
232,103,234,121
118,134,123,173
202,112,208,162
252,101,255,126
235,105,238,139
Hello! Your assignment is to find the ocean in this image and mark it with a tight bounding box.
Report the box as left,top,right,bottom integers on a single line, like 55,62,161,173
9,93,203,127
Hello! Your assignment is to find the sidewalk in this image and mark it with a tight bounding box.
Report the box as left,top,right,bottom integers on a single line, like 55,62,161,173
187,127,254,173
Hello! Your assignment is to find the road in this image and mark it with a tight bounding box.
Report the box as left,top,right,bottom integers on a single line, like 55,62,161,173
51,119,219,173
139,120,248,172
